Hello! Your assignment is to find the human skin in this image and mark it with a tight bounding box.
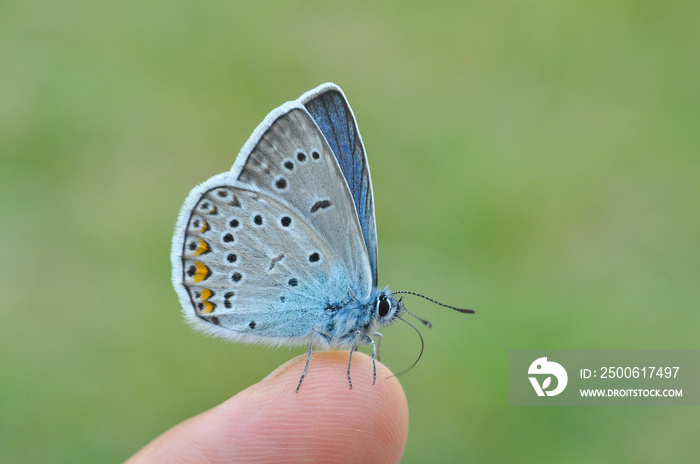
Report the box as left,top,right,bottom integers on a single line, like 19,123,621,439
126,351,409,464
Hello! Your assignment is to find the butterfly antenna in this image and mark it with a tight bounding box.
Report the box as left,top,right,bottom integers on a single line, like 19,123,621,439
390,315,425,377
393,291,475,314
401,305,432,328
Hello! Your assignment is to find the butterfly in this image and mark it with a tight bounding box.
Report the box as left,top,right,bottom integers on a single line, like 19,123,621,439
171,83,473,391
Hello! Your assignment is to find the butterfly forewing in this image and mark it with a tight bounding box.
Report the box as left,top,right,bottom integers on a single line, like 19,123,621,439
236,107,372,299
302,86,379,286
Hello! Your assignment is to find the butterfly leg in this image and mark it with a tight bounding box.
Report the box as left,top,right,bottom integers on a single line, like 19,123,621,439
347,331,378,388
296,341,314,393
366,333,377,385
373,332,383,362
347,331,362,389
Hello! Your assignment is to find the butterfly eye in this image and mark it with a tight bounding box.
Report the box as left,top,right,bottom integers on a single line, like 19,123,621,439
377,296,391,318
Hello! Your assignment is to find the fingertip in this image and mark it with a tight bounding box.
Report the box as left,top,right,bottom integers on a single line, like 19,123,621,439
128,351,408,464
247,351,409,464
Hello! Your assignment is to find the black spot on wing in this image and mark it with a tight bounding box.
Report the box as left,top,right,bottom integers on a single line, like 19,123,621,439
310,200,331,213
274,177,288,190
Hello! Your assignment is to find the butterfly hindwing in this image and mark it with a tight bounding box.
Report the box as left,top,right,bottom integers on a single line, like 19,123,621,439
177,183,351,345
301,85,379,286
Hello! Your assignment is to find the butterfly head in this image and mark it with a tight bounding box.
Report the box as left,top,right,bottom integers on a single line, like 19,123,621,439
373,288,403,328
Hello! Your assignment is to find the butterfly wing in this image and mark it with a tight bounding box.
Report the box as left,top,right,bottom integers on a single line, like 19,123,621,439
171,99,373,346
301,84,379,287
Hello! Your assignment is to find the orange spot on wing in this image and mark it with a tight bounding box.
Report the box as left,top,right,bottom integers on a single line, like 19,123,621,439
194,239,209,256
201,288,215,313
193,262,211,282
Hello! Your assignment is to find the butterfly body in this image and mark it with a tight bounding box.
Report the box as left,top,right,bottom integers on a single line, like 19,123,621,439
171,84,403,358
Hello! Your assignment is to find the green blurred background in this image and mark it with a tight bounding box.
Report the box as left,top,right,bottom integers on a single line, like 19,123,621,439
1,1,698,462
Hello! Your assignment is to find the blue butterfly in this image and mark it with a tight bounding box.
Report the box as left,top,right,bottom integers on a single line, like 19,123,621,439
171,83,473,390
